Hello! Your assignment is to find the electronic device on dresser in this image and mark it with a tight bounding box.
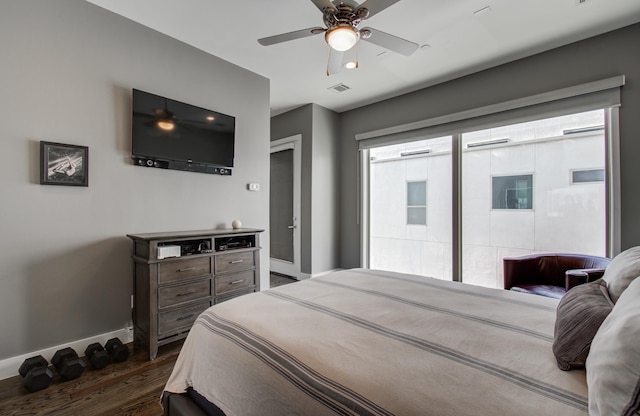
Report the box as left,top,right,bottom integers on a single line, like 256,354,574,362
158,239,213,257
131,89,235,176
215,235,255,251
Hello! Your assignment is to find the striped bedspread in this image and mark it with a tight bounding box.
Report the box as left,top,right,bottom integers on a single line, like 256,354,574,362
163,268,588,415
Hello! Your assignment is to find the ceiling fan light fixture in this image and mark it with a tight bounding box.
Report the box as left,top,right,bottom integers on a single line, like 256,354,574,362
325,25,359,51
157,120,175,131
344,61,357,70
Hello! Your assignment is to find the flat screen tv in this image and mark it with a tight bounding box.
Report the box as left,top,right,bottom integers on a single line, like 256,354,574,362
131,89,235,175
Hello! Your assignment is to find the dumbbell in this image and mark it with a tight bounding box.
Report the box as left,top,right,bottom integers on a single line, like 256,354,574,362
18,355,54,392
51,347,86,381
84,343,110,370
105,338,129,363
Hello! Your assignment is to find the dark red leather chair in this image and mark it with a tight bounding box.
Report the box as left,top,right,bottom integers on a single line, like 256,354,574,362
503,253,611,299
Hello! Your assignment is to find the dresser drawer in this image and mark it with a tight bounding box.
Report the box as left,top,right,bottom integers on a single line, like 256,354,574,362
215,251,255,274
158,279,211,309
159,257,211,283
215,270,255,295
158,301,210,336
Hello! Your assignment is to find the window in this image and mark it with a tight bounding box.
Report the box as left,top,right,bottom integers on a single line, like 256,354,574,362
492,175,533,209
367,136,452,280
407,181,427,225
462,110,606,288
367,109,609,289
572,169,605,183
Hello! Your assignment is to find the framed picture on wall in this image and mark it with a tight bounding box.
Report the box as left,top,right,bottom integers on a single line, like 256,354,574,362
40,141,89,186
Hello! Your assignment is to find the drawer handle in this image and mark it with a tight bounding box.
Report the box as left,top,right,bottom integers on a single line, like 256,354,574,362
178,267,196,272
230,280,244,285
176,291,196,297
229,260,244,264
176,313,195,321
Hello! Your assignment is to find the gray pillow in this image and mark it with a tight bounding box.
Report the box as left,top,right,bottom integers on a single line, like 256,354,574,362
602,246,640,303
587,277,640,416
552,279,613,370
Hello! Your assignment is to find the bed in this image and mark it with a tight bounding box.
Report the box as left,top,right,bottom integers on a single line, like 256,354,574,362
161,265,640,416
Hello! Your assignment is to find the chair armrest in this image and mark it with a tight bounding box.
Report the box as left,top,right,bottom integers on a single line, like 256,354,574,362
503,256,540,289
565,268,607,290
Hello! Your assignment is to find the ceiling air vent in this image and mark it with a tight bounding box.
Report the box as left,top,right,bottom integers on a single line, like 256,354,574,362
328,83,350,93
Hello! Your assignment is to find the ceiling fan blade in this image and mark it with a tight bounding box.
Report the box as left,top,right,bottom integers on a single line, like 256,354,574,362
326,49,344,76
309,0,335,12
358,0,400,18
258,27,325,46
361,27,418,56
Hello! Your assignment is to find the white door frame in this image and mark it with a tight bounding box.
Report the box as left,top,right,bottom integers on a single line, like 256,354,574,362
270,134,302,279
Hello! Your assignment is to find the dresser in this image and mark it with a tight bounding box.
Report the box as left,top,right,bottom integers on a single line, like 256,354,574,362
127,228,264,360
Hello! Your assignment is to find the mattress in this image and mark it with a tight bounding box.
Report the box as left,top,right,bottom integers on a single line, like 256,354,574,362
163,268,588,415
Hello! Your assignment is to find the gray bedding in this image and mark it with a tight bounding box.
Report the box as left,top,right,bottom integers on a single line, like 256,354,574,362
163,268,587,415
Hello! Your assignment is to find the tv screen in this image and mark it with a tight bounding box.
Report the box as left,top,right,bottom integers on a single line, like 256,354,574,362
131,89,235,173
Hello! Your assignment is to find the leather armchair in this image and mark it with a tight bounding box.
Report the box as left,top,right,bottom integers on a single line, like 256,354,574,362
503,253,611,299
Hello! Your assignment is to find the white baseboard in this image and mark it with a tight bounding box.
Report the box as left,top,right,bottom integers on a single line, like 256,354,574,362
0,327,133,381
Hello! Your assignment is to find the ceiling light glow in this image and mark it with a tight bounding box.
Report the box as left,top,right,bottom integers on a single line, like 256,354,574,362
344,61,357,70
326,25,359,51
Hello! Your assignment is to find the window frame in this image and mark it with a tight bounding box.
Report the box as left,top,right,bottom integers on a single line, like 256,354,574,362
358,77,623,277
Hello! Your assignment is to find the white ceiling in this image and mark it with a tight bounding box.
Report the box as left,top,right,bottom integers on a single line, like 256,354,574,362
85,0,640,116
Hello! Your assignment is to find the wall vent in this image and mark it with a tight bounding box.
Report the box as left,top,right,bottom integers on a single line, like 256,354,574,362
563,125,604,135
401,149,431,157
466,138,509,148
328,83,350,93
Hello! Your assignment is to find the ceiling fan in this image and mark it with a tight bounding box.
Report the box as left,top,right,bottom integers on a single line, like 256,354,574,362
258,0,418,75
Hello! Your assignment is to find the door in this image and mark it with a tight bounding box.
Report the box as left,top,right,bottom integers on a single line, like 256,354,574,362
270,135,301,279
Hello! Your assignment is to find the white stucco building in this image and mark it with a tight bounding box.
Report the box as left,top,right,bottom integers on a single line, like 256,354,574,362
368,110,606,288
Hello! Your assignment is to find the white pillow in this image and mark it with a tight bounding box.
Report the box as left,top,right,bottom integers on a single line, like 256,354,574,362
586,276,640,416
602,246,640,303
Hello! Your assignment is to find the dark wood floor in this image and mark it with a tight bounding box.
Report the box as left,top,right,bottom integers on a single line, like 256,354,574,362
0,276,298,415
269,272,298,288
0,341,183,416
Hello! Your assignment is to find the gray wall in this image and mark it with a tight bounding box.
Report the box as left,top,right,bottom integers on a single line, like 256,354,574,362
271,104,341,275
339,23,640,269
0,1,270,360
311,105,341,274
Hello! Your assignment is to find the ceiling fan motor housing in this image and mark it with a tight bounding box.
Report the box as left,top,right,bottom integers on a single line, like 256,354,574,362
322,3,371,51
322,4,368,31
